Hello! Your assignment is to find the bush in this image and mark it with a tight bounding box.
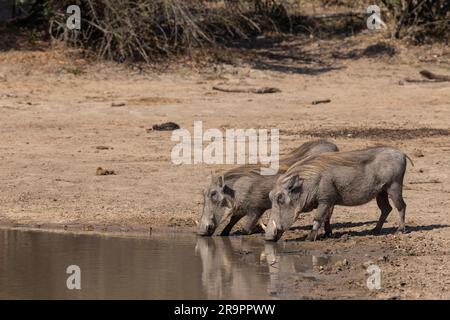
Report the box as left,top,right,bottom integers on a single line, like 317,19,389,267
46,0,290,62
381,0,450,41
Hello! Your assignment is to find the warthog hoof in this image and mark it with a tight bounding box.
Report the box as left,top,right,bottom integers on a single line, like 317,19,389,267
369,228,382,235
396,226,407,234
323,230,333,238
306,231,318,242
249,224,265,235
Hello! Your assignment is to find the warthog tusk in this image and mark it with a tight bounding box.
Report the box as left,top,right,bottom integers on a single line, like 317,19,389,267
194,220,199,226
259,222,267,231
272,220,277,230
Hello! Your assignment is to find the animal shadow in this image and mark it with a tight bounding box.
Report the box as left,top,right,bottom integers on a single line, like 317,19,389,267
287,222,450,242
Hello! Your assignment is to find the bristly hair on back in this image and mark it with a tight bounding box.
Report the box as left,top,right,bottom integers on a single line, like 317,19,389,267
281,139,337,167
282,147,383,184
212,140,337,185
213,163,290,184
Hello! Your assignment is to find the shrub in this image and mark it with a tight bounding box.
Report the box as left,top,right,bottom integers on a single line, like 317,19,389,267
381,0,450,41
47,0,290,62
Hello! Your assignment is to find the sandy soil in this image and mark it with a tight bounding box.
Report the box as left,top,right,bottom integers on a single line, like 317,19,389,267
0,31,449,299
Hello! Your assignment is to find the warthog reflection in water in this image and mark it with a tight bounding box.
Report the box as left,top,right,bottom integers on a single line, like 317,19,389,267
195,237,339,298
261,243,338,296
195,237,267,299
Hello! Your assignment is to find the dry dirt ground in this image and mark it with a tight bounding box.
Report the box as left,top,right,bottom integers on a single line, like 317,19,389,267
0,31,449,299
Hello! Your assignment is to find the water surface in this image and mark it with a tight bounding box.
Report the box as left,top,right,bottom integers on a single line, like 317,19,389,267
0,228,339,299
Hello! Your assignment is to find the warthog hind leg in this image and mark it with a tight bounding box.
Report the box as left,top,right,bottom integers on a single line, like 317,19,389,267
387,182,407,233
370,190,393,235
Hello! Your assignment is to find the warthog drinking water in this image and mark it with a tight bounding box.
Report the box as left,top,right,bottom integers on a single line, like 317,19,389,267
265,146,413,242
197,140,339,236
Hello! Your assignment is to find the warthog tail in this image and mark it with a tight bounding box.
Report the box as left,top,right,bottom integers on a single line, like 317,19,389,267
405,154,415,167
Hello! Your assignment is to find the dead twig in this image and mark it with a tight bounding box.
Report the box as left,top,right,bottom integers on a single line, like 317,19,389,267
212,86,281,94
419,70,450,82
409,179,441,185
400,69,450,85
401,78,435,84
312,99,331,105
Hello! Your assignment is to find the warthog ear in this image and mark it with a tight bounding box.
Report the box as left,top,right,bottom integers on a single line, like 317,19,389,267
210,171,218,183
287,175,302,194
218,175,225,188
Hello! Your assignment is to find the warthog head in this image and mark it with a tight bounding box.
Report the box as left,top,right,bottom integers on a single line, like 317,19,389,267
265,175,302,241
197,174,235,236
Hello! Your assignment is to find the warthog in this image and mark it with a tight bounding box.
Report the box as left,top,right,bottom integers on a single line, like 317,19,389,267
265,146,413,242
197,140,339,236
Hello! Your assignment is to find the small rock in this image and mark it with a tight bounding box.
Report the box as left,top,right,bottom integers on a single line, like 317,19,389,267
111,102,126,107
96,146,111,150
0,74,6,82
413,149,424,158
1,93,17,98
340,233,350,240
96,167,116,176
150,122,180,131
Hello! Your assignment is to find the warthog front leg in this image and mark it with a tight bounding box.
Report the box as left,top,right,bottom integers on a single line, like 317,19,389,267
323,207,334,238
306,203,334,241
220,214,244,236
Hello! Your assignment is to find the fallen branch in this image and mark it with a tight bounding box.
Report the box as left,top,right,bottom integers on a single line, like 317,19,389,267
212,86,281,94
400,69,450,85
401,78,436,84
420,70,450,82
409,179,441,185
312,99,331,105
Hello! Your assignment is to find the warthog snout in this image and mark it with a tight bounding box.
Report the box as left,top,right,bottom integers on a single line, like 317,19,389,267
197,221,216,236
264,220,283,242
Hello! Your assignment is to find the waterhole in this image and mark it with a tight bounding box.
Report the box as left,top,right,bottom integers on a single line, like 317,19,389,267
0,228,342,299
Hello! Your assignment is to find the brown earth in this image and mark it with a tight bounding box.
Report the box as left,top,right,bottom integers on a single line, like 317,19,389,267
0,31,449,299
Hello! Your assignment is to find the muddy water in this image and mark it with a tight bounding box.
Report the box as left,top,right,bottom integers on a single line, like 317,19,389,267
0,228,341,299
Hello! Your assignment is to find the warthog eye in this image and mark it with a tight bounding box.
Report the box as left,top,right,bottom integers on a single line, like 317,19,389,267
209,190,219,200
276,193,285,205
